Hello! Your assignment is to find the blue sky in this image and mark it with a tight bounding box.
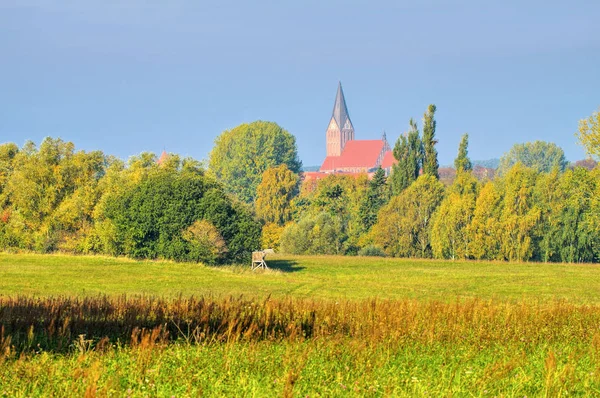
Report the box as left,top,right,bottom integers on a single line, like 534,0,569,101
1,1,599,167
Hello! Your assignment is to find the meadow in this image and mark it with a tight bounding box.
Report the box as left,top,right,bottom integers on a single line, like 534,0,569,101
1,253,600,396
1,253,600,302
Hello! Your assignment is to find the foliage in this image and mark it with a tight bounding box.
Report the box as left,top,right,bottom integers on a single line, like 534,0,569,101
103,168,260,263
279,212,346,255
357,244,386,257
497,141,567,175
534,168,598,263
208,121,302,203
430,172,478,259
390,119,423,194
255,164,299,225
182,219,228,264
454,133,472,173
372,175,445,257
576,107,600,160
260,222,286,251
496,164,541,261
292,174,369,254
421,104,439,178
467,182,502,260
357,168,388,232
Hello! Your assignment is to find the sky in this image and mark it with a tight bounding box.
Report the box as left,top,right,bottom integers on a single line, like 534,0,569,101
1,0,599,167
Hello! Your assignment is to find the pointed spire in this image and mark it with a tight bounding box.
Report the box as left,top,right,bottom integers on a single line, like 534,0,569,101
382,131,390,152
332,81,353,131
157,150,168,165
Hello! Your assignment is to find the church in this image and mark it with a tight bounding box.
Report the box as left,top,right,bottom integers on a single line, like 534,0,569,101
305,83,395,180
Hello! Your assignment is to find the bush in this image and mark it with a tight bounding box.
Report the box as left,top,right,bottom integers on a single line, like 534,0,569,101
279,212,347,255
182,220,227,264
103,169,260,263
358,245,387,257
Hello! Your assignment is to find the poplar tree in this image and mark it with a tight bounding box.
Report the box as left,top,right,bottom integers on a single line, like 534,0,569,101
454,133,472,173
422,104,439,178
358,167,388,231
391,119,423,195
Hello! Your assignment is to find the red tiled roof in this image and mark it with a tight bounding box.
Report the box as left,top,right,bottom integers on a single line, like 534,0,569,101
303,171,328,180
381,150,396,169
320,156,342,171
303,171,369,180
320,140,385,171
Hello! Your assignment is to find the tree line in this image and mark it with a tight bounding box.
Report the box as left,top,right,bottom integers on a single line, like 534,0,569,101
0,138,260,264
0,107,598,263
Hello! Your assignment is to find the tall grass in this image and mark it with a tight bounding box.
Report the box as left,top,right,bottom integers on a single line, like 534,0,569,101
2,295,600,355
2,295,600,396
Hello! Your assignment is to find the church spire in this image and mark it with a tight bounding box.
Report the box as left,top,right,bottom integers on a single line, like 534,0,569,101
326,82,355,157
332,81,354,131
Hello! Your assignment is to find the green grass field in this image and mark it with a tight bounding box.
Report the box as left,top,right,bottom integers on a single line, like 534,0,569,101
2,253,600,397
1,252,600,302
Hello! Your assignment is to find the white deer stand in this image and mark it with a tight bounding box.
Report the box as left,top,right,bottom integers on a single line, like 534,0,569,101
251,251,268,270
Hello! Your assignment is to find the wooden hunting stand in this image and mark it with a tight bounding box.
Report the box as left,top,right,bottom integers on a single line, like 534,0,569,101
251,251,268,270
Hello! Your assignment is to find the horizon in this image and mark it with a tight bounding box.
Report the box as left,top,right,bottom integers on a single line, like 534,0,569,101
1,1,599,166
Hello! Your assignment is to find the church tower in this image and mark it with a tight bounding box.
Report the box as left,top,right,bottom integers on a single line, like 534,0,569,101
326,82,355,157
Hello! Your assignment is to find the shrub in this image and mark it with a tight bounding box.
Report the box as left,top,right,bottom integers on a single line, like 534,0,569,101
358,245,386,257
182,220,227,264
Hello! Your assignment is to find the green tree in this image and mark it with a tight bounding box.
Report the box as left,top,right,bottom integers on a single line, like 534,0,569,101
372,175,444,258
454,133,472,173
279,212,346,255
577,107,600,160
209,121,301,203
255,164,299,225
0,143,19,201
534,168,597,263
358,168,388,231
422,104,439,178
104,168,260,263
497,141,567,175
390,119,423,194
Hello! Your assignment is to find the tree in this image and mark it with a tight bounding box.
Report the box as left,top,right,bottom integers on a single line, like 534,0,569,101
255,164,299,226
208,121,302,203
467,182,502,260
534,168,597,263
358,168,388,231
497,164,541,261
497,141,567,175
430,172,478,259
576,107,600,160
279,212,346,255
372,175,444,258
390,119,423,194
422,104,439,178
103,168,260,263
454,133,472,173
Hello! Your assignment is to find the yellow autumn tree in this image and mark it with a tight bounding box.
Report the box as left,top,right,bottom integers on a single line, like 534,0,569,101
371,175,444,258
577,107,600,160
431,172,478,259
255,164,299,226
497,164,541,261
468,182,502,260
